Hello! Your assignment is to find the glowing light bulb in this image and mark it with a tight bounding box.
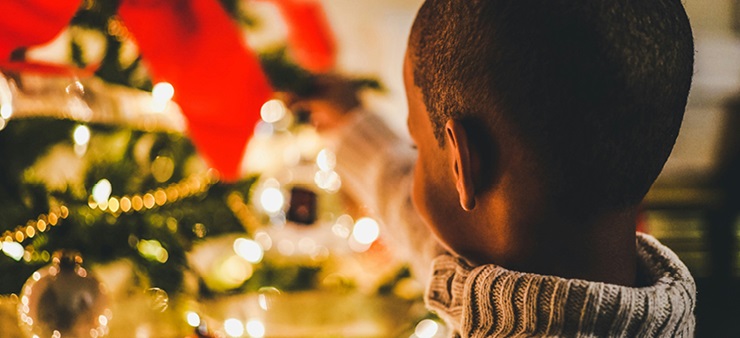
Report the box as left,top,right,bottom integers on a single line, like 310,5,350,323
73,124,91,145
316,148,336,171
260,187,284,214
224,318,245,337
153,82,175,101
233,238,264,263
151,82,175,112
91,179,113,205
260,99,287,123
352,217,380,245
415,319,440,338
1,241,23,261
98,315,108,327
246,320,265,338
186,312,201,327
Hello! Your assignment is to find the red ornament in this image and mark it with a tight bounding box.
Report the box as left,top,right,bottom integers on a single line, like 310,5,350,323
263,0,336,73
118,0,273,182
0,0,81,59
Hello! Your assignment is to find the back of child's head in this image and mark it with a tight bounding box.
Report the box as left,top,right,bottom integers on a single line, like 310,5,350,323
409,0,694,212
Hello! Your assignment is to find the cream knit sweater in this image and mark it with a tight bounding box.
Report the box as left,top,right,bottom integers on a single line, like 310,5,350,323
331,113,696,337
426,233,696,337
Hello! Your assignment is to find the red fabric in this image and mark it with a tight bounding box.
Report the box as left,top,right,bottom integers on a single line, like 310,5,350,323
266,0,336,73
0,0,81,59
118,0,273,182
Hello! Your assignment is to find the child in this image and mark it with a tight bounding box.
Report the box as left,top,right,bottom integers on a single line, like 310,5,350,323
316,0,696,336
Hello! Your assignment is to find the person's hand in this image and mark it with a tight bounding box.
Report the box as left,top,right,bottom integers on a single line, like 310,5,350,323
289,98,358,134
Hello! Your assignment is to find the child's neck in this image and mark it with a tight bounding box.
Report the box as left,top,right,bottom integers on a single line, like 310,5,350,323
473,207,639,287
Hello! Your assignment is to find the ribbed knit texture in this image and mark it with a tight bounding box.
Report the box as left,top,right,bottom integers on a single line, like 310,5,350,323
426,233,696,337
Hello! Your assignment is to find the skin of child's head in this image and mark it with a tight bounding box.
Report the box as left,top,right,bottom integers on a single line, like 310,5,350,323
404,0,694,258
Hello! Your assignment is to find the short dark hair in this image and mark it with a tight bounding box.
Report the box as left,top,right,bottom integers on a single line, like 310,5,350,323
410,0,694,210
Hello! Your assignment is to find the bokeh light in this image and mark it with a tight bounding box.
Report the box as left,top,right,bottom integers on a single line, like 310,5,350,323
186,311,201,327
151,82,175,112
233,238,264,263
260,187,284,214
246,319,266,338
260,99,287,123
316,148,336,171
414,319,440,338
352,217,380,245
73,124,91,146
91,179,112,205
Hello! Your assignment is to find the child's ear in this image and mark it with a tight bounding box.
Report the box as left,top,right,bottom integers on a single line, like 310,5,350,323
445,119,477,211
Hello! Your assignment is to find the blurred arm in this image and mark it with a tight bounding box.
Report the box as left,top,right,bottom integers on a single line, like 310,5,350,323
329,112,443,282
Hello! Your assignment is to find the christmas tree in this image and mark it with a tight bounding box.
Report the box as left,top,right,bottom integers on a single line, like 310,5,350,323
0,1,444,337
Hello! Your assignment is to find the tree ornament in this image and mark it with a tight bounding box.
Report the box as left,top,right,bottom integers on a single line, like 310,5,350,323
18,251,112,338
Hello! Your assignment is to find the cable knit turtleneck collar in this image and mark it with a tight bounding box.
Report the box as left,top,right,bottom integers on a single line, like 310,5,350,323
425,233,696,337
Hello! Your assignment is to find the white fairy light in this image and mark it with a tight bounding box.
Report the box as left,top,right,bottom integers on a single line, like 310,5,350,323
352,217,380,245
91,179,113,206
316,148,336,171
414,319,440,338
234,238,264,263
260,99,287,123
260,187,284,214
98,315,108,327
246,319,266,338
73,124,91,146
1,241,24,261
224,318,245,337
151,82,175,113
186,312,201,327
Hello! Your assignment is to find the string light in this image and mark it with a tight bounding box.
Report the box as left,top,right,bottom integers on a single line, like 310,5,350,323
2,171,215,263
0,206,69,261
91,170,217,215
